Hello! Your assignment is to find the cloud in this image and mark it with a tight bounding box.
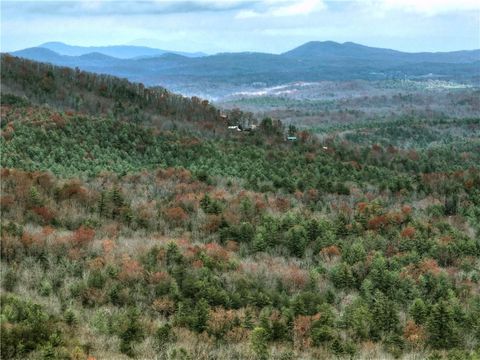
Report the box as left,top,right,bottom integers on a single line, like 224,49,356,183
235,0,325,18
271,0,325,16
368,0,479,16
2,0,255,17
1,0,478,53
236,9,261,18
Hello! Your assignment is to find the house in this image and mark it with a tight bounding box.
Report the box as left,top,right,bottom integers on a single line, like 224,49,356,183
228,123,257,132
240,124,257,131
287,136,297,141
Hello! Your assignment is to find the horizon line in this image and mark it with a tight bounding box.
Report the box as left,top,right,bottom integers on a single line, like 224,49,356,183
4,39,480,56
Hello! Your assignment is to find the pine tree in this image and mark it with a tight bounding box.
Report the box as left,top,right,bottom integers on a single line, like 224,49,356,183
111,186,124,207
250,327,269,360
98,191,107,216
193,299,210,332
410,298,428,325
371,290,399,337
427,300,459,349
243,307,255,329
28,186,43,207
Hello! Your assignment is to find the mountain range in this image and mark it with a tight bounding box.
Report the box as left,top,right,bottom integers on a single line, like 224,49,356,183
38,41,207,58
8,41,480,98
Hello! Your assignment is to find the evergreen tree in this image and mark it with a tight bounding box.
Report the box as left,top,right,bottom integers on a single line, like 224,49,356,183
427,300,460,349
250,327,269,360
371,290,399,337
193,299,210,332
410,298,428,325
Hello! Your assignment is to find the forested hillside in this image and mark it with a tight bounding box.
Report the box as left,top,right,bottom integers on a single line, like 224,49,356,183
1,56,480,360
1,54,254,136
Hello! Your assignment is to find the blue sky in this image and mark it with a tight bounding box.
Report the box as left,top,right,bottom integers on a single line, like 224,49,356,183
1,0,479,53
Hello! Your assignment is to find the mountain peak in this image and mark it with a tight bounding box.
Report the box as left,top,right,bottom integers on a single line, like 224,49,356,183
40,41,68,46
10,47,62,61
282,40,401,59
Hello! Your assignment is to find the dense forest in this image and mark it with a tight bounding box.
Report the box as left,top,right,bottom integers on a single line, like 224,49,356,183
1,55,480,360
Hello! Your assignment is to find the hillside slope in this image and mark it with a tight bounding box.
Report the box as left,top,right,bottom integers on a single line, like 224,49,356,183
1,56,480,360
0,54,243,135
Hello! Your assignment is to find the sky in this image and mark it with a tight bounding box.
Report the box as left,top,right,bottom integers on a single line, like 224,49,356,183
1,0,479,54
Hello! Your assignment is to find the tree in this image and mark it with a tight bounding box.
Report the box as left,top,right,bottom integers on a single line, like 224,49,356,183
311,304,336,346
193,299,210,332
330,263,355,289
343,299,373,340
286,225,308,257
427,300,460,349
371,290,399,337
28,186,43,208
288,124,297,136
154,323,176,351
444,194,458,216
118,308,144,357
250,327,269,360
260,117,274,134
200,194,222,214
410,298,428,325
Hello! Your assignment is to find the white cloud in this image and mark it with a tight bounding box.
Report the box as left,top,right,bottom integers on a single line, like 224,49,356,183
369,0,479,16
236,9,261,18
235,0,325,18
271,0,325,16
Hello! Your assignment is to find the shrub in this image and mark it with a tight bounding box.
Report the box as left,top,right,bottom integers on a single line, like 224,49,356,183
154,323,176,350
39,279,53,296
401,226,416,239
2,268,18,292
72,226,95,246
164,206,189,225
320,245,341,260
31,206,56,224
87,270,106,289
403,320,425,347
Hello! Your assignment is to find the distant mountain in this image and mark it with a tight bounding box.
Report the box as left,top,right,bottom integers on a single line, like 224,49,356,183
8,41,480,98
39,41,207,59
283,41,480,64
284,41,401,59
12,47,64,63
10,47,125,71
